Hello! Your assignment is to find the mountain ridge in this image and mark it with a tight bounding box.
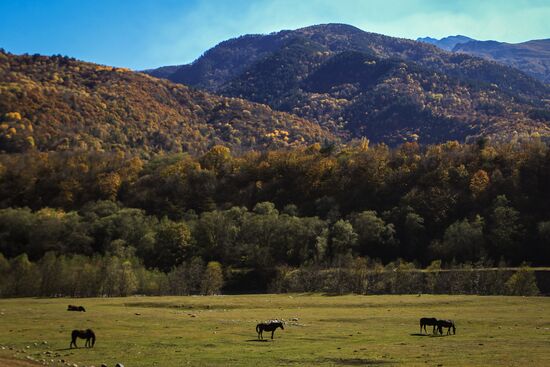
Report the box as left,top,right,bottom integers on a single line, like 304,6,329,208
145,23,550,145
417,35,550,83
452,38,550,84
417,35,477,51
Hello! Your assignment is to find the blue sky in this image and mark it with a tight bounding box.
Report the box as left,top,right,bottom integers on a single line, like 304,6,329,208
1,0,549,70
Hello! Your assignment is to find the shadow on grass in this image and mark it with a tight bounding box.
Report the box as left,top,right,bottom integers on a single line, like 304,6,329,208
410,333,445,337
245,339,270,342
320,358,393,365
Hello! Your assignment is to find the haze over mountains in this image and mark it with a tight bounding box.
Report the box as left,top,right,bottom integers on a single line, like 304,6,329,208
147,24,549,145
418,35,550,84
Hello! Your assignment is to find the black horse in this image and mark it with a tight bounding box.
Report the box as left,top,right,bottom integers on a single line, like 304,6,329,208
67,305,86,312
419,317,438,334
436,319,456,335
256,321,284,340
70,329,96,348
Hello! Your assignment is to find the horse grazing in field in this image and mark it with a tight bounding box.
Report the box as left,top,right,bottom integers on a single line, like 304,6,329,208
67,305,86,312
436,319,456,335
419,317,438,334
256,321,284,340
70,329,96,348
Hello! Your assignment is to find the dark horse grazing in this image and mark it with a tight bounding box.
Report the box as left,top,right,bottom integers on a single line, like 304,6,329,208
70,329,96,348
419,317,438,334
436,319,456,335
256,321,284,340
67,305,86,312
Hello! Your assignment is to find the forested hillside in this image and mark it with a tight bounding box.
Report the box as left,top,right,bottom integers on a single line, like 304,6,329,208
2,26,550,296
147,24,550,145
1,138,550,276
452,39,550,84
0,50,335,154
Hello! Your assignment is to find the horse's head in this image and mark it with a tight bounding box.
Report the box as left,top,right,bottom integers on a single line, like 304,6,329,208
279,322,284,330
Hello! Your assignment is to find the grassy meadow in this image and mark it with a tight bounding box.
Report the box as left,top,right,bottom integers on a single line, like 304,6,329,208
0,294,549,366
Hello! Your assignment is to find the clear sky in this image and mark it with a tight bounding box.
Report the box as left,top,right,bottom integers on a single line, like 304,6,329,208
1,0,549,70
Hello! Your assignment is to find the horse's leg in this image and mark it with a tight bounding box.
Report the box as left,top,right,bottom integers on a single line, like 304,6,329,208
271,330,274,339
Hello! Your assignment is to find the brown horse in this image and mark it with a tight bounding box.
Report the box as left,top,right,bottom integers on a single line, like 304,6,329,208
67,305,86,312
419,317,438,334
70,329,96,348
436,319,456,335
256,321,284,340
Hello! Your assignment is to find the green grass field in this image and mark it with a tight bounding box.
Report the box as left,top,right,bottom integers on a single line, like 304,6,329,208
0,294,549,366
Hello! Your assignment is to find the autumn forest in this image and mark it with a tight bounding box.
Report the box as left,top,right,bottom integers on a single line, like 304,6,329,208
1,24,549,297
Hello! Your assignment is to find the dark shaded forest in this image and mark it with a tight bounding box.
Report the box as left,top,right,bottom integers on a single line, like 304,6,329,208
1,136,550,284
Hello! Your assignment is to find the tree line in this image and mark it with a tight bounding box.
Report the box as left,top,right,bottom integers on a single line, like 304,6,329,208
0,250,224,298
2,137,550,268
0,250,540,297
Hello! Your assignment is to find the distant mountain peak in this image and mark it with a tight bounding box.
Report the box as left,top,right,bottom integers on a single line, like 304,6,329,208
417,35,476,51
295,23,365,34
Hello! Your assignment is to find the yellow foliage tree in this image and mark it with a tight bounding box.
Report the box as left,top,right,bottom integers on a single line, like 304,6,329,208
4,112,21,121
97,172,122,201
470,169,490,196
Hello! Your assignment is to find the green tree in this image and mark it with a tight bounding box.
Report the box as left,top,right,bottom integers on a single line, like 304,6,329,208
330,219,358,258
435,215,485,262
193,208,243,263
118,260,138,296
505,267,539,296
351,210,398,261
201,261,224,295
0,253,10,296
187,257,205,294
153,219,192,271
167,263,191,295
488,196,524,263
10,253,39,296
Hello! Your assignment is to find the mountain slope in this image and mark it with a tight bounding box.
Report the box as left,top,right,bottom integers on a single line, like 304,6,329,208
0,51,335,154
146,24,550,145
453,39,550,84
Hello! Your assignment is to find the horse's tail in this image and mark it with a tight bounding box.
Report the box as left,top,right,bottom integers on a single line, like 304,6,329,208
256,324,261,333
